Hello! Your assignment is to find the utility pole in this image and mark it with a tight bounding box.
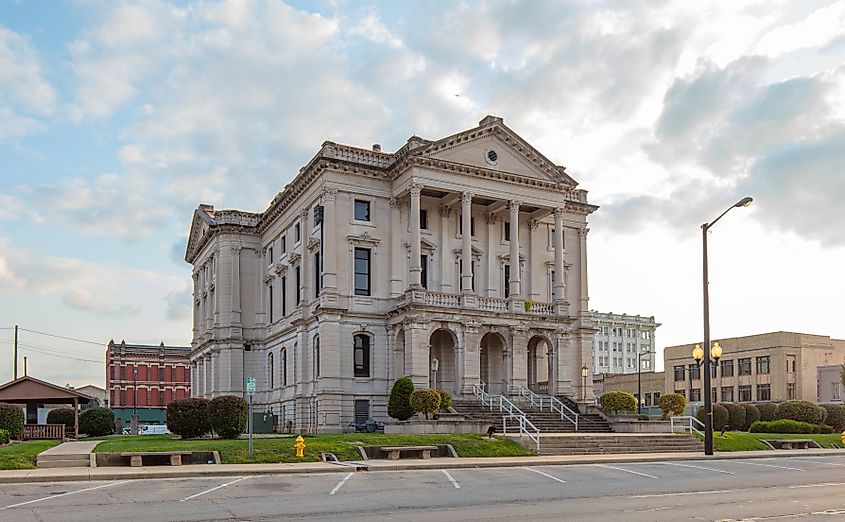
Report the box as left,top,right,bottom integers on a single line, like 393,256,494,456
13,325,18,380
23,356,27,377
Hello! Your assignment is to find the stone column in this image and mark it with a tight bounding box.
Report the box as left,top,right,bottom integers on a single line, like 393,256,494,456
439,204,452,292
256,250,266,325
508,200,521,297
404,320,430,389
322,187,338,292
553,207,566,302
578,228,590,315
527,220,539,300
486,213,498,296
299,209,310,307
389,198,403,296
192,274,200,339
231,247,242,325
510,327,529,394
553,332,574,396
460,322,481,395
409,183,423,288
460,192,474,293
196,358,205,397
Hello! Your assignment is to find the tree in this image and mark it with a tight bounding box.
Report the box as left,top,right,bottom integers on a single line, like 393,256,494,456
409,388,441,420
166,398,211,439
600,391,637,414
388,377,415,421
207,395,248,439
658,393,686,420
79,408,114,436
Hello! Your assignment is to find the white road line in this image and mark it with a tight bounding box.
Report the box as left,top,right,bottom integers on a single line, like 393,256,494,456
594,464,658,479
733,461,805,472
789,482,845,489
662,462,734,475
793,459,845,468
2,480,130,510
180,476,252,502
442,470,460,489
330,472,354,495
630,488,741,499
523,467,566,484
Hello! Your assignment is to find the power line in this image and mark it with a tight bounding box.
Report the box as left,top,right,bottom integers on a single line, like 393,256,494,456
18,342,103,359
19,345,103,364
18,328,104,346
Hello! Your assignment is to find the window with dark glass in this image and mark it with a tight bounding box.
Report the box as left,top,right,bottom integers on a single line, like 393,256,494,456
689,389,701,402
295,223,301,243
280,234,286,253
420,209,428,230
504,264,510,298
711,363,717,378
295,266,301,303
738,385,752,402
459,215,476,236
504,221,510,241
721,386,734,402
787,382,796,399
738,358,752,375
757,383,771,401
674,389,685,399
269,246,274,264
282,349,287,386
420,255,428,289
688,363,700,380
354,399,370,423
314,337,320,379
674,365,685,381
354,199,371,221
354,334,370,377
721,359,734,377
281,276,286,316
268,353,274,389
756,356,770,374
354,248,371,296
314,252,321,297
269,284,274,322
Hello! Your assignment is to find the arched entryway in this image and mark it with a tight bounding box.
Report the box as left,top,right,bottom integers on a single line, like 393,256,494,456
527,336,552,394
479,332,507,395
429,329,457,393
393,329,406,379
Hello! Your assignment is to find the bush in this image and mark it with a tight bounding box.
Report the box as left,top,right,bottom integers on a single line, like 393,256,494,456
816,424,835,434
757,402,777,421
742,404,761,431
79,408,114,436
659,393,686,420
0,429,9,445
750,419,816,434
775,400,827,425
697,403,729,432
388,377,415,421
820,404,845,431
208,395,248,439
436,390,453,410
46,408,76,429
0,403,23,439
166,398,210,438
724,403,746,431
409,388,441,419
600,391,637,414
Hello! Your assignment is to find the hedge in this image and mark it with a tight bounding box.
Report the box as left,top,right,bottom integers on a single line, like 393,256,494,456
0,429,9,445
820,404,845,432
659,393,686,420
741,404,761,431
208,395,248,439
388,377,415,421
0,403,23,439
750,419,817,434
409,388,441,419
816,424,835,434
166,398,210,438
436,390,453,410
697,403,729,432
756,402,777,421
724,403,746,431
775,400,827,425
79,408,114,436
600,391,637,414
46,408,76,429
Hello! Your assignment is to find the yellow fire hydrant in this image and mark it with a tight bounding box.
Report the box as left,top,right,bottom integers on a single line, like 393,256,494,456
841,431,845,446
295,435,306,458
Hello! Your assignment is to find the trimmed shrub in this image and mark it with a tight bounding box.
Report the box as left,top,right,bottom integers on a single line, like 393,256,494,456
166,398,210,439
742,404,761,431
79,408,114,436
208,395,248,439
0,429,9,445
387,377,415,421
820,404,845,432
409,388,441,419
436,390,453,410
697,403,729,432
724,403,746,431
600,391,637,414
659,393,686,420
756,402,777,421
0,403,23,439
775,400,827,425
817,424,835,434
750,419,816,434
46,408,76,429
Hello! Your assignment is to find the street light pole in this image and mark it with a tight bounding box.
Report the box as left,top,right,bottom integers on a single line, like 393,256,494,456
700,196,752,456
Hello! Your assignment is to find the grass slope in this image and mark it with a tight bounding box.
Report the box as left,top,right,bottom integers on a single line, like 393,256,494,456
0,441,60,470
92,433,532,463
706,432,843,452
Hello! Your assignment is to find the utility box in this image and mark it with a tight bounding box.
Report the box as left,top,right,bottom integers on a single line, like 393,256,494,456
252,412,277,433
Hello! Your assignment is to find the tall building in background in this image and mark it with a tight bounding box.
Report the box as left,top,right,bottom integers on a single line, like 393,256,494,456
106,340,192,427
591,312,660,374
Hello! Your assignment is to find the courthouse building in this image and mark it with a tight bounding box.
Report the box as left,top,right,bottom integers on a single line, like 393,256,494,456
184,116,598,432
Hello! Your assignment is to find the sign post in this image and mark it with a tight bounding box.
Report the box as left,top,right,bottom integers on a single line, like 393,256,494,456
246,377,256,458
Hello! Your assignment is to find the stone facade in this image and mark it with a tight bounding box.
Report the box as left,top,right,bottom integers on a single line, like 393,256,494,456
596,371,665,408
184,116,598,432
591,312,659,375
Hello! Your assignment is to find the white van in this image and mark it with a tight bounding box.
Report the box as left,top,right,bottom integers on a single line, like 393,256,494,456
140,424,171,435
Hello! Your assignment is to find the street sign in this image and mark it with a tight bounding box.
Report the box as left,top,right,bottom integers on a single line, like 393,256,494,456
246,377,256,395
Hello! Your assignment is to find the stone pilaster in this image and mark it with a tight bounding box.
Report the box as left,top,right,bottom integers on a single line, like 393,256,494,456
460,321,481,395
508,200,521,297
439,204,452,292
409,183,423,288
389,197,403,296
322,187,338,292
510,326,529,393
553,207,566,302
460,192,474,293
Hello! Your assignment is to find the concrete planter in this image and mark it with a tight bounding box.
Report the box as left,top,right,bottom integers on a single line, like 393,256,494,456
609,419,673,433
384,419,493,435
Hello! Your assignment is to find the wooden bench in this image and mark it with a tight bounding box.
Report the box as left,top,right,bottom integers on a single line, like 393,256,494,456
121,451,193,467
762,439,821,450
379,445,438,460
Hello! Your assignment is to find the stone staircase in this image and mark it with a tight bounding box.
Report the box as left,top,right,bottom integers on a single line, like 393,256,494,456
451,397,611,433
531,433,704,456
36,441,98,468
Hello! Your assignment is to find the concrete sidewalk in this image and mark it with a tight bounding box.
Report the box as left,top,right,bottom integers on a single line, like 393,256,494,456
1,448,843,484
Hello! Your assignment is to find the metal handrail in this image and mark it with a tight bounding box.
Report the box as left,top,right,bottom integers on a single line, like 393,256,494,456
472,383,540,450
518,386,579,431
670,415,705,437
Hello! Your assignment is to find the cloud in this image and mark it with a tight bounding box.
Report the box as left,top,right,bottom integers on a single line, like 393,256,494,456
164,285,192,321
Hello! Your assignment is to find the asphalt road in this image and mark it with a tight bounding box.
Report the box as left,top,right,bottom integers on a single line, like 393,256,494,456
1,455,844,521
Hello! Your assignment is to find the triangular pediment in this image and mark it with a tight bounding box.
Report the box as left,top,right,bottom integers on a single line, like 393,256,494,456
185,205,216,263
421,118,578,187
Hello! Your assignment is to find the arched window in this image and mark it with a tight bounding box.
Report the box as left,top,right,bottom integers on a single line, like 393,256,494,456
281,348,287,387
353,334,370,377
313,335,321,379
268,352,275,389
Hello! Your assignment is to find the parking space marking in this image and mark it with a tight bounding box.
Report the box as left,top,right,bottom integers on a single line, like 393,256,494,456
594,464,658,479
523,467,566,484
662,462,734,475
630,488,741,499
330,472,354,495
180,476,252,502
734,461,805,472
2,480,130,510
789,482,845,489
793,459,845,468
441,470,460,489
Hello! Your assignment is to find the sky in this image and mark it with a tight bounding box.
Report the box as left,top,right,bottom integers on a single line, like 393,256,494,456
0,0,843,388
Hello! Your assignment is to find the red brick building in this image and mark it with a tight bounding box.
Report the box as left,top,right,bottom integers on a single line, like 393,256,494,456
106,340,191,426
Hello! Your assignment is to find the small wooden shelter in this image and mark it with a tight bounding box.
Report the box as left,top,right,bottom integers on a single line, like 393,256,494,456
0,376,93,439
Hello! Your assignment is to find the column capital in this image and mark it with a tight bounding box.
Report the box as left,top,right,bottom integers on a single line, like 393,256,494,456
389,197,401,210
438,204,452,217
322,186,337,202
528,219,541,230
299,207,309,219
485,212,498,225
578,227,590,238
231,247,242,255
508,200,522,212
409,183,424,196
554,206,566,219
461,192,474,205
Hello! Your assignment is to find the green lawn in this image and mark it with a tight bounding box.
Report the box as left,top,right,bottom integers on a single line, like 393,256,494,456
0,441,60,470
699,432,843,452
91,433,532,463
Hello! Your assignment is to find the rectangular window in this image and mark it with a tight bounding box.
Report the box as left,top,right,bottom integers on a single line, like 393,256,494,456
269,284,274,322
354,248,371,296
354,399,370,423
295,223,301,243
268,246,274,264
786,355,796,373
281,276,287,316
674,365,685,381
738,358,752,375
282,349,287,386
314,252,321,297
314,338,320,379
354,199,371,221
120,365,126,381
674,389,685,399
295,266,301,304
756,356,770,374
504,264,510,298
354,335,371,377
504,221,510,241
711,363,717,378
787,382,796,400
689,389,701,402
688,363,701,380
459,215,476,236
712,387,718,405
738,385,752,402
757,383,771,401
280,235,286,253
832,382,841,401
720,359,734,377
420,255,428,289
420,209,428,230
721,386,734,402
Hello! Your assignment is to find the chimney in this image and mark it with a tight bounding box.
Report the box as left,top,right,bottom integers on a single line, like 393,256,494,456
372,144,381,152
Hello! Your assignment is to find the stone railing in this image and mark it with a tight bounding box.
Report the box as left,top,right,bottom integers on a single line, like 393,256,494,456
477,296,509,312
528,301,554,315
423,291,460,307
325,143,394,168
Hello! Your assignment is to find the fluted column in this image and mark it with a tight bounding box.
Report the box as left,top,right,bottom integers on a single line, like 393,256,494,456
299,208,309,307
508,200,521,297
579,227,589,315
486,213,498,296
439,205,452,292
460,192,473,293
231,247,241,325
390,198,402,296
322,187,338,292
409,183,423,288
553,207,566,302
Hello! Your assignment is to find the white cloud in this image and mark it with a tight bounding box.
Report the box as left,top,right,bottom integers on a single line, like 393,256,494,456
755,2,845,57
0,26,57,114
347,12,403,48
